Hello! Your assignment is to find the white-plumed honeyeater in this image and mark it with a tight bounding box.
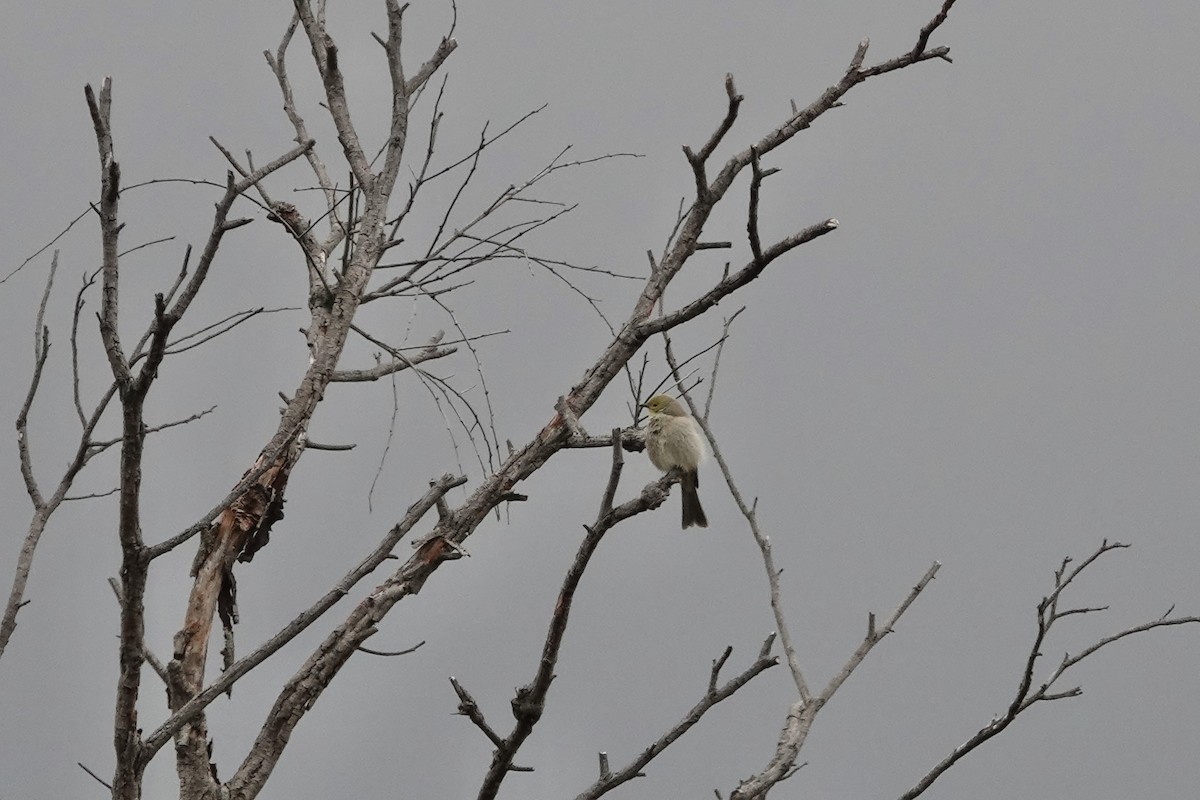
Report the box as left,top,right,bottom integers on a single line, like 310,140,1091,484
642,394,708,528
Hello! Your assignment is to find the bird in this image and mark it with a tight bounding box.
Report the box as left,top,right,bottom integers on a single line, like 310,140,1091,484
641,394,708,528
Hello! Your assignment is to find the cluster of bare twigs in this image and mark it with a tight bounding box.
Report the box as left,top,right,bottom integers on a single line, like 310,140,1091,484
3,1,1197,799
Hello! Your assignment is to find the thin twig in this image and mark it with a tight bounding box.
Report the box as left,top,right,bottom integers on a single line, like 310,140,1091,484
358,640,425,657
78,762,113,791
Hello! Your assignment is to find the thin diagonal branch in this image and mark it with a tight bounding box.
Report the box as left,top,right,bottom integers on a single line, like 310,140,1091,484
898,541,1199,800
264,11,344,245
473,432,667,800
293,0,373,187
574,637,778,800
15,251,58,509
329,330,457,382
729,563,939,800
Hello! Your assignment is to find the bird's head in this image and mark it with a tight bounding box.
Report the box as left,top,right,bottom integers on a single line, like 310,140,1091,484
642,394,686,416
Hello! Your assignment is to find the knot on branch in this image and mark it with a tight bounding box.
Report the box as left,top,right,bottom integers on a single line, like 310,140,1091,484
511,683,544,723
266,201,303,228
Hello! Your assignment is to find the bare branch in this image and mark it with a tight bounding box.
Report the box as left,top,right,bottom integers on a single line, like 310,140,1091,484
292,1,373,186
64,487,120,502
145,473,465,761
3,208,88,285
746,148,766,265
357,640,425,657
84,78,133,390
377,0,413,196
674,300,942,800
683,74,743,203
330,330,458,381
473,434,659,800
107,578,169,684
2,323,119,660
422,104,548,184
635,218,839,342
405,34,458,97
555,395,588,443
304,440,357,452
574,639,778,800
264,11,344,242
15,250,58,509
78,762,113,791
450,676,507,750
691,395,809,698
820,562,941,701
912,0,959,58
708,646,733,694
560,427,645,453
118,235,176,258
70,267,101,425
898,541,1199,800
703,307,745,421
420,289,501,472
164,307,297,356
387,77,445,238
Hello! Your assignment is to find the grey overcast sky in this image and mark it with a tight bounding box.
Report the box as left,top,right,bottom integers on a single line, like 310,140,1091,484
3,2,1200,799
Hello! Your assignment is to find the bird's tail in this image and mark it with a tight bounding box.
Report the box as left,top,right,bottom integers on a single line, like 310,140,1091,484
681,471,708,529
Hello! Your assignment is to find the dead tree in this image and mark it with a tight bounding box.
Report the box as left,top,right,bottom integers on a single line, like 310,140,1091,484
3,2,1196,799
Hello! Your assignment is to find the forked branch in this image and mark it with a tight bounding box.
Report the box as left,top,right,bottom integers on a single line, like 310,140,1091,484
574,637,778,800
663,337,939,799
898,540,1200,800
471,432,674,800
